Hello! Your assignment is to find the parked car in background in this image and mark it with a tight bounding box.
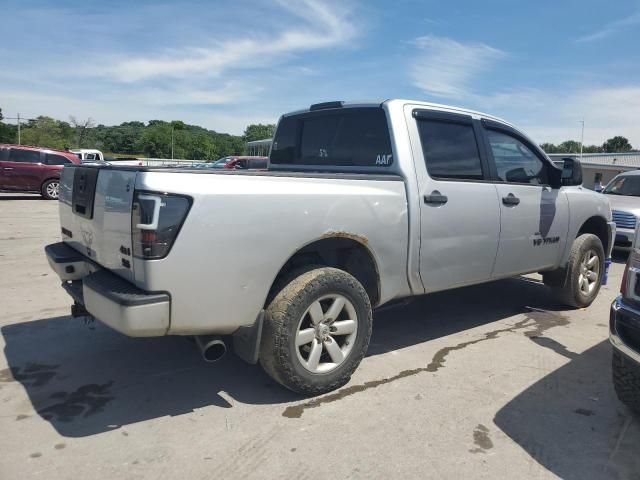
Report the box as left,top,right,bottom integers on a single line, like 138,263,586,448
602,172,640,250
611,224,640,414
0,144,80,199
210,156,269,170
70,149,104,163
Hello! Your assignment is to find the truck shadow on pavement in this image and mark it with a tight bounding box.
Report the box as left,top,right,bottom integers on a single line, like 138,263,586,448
494,340,640,480
0,276,615,437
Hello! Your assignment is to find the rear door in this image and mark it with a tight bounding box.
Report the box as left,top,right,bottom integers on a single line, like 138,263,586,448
4,148,44,190
482,122,569,277
412,110,501,292
59,166,138,281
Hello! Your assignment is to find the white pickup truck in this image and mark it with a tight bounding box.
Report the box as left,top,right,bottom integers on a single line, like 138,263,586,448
45,99,614,395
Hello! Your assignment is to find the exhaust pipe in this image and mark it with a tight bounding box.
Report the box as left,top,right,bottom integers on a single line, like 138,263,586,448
195,335,227,363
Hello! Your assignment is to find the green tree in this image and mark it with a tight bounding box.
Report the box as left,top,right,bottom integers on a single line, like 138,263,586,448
558,140,582,153
243,123,275,142
582,144,603,153
138,121,172,158
0,108,18,143
20,116,74,149
540,142,559,153
602,136,632,153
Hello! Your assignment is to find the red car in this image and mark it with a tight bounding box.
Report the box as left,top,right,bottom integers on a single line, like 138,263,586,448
0,144,80,199
210,156,269,170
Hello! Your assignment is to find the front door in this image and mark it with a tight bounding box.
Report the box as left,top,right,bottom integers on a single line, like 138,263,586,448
485,128,569,277
413,111,501,293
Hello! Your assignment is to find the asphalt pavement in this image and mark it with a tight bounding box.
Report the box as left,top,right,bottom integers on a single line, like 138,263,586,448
1,192,639,479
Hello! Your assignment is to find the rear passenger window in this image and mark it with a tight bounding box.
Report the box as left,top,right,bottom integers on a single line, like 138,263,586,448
417,120,484,180
486,130,547,185
9,148,40,163
46,154,71,165
270,108,393,168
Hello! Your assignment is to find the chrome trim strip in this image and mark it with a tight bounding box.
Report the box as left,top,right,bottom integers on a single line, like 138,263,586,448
610,297,640,364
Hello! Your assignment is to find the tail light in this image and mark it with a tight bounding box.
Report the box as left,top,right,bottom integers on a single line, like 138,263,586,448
132,191,191,259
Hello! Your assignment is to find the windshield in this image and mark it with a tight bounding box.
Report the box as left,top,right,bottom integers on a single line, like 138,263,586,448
603,175,640,196
213,157,232,166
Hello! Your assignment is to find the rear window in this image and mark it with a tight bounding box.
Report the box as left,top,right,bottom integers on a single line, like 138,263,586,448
9,148,40,163
417,120,484,180
46,153,72,165
270,108,393,168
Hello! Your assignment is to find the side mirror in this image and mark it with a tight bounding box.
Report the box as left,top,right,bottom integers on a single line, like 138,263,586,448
561,157,582,186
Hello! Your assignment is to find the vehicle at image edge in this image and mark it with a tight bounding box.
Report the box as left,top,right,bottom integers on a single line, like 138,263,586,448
44,99,615,395
209,156,269,170
0,144,80,199
601,172,640,251
611,224,640,415
71,149,105,163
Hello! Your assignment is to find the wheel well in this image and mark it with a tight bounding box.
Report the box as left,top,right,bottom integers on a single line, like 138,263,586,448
578,216,609,254
41,177,59,188
268,236,380,307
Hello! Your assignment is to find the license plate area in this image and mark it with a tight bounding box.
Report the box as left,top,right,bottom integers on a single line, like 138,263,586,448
72,167,99,219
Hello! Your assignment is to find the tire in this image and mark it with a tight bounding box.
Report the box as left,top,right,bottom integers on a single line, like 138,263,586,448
260,267,372,395
546,233,604,308
612,350,640,414
41,179,60,200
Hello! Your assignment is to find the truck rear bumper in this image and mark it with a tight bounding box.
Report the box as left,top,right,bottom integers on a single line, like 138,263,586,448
45,242,170,337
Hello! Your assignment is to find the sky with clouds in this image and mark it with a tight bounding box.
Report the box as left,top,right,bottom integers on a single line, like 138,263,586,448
1,0,639,145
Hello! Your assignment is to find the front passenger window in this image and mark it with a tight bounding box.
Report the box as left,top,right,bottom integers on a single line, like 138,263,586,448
487,130,547,185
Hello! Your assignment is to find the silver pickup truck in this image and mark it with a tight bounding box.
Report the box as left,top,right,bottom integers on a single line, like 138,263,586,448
45,99,615,395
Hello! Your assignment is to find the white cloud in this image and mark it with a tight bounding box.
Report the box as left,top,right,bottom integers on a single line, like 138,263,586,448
575,11,640,43
0,89,276,135
475,86,640,146
410,35,505,98
103,0,358,82
140,82,255,106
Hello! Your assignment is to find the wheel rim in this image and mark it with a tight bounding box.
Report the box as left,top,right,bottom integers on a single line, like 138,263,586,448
46,181,59,199
295,294,358,374
578,249,600,295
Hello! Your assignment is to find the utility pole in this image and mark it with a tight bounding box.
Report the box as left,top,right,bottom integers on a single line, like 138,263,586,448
171,125,174,161
579,120,584,159
4,114,33,144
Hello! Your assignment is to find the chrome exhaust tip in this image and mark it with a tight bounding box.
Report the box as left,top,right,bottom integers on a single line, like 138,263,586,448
195,335,227,363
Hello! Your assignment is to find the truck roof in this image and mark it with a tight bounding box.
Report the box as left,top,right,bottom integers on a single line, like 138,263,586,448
284,99,516,129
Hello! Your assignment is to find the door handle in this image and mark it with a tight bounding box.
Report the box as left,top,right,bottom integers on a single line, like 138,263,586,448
2,167,14,170
424,191,448,205
502,193,520,206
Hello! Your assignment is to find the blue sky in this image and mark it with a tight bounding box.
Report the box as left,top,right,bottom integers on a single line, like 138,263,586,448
1,0,639,145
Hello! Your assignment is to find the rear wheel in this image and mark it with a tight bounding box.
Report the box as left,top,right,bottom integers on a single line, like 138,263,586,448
613,350,640,414
260,267,372,395
545,234,604,308
41,179,60,200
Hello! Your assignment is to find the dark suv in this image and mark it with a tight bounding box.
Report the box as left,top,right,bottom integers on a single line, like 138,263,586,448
0,145,80,199
611,230,640,414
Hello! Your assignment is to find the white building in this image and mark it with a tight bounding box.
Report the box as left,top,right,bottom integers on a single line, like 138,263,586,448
549,153,640,190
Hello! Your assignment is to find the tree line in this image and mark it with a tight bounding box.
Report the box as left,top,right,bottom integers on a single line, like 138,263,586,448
0,107,636,159
540,136,635,154
0,108,276,160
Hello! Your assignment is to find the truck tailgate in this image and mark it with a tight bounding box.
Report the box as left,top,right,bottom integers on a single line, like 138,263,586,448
58,165,137,282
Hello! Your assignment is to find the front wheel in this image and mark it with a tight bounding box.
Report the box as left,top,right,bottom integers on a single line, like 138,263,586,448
260,267,372,395
41,179,60,200
545,233,604,308
613,350,640,414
